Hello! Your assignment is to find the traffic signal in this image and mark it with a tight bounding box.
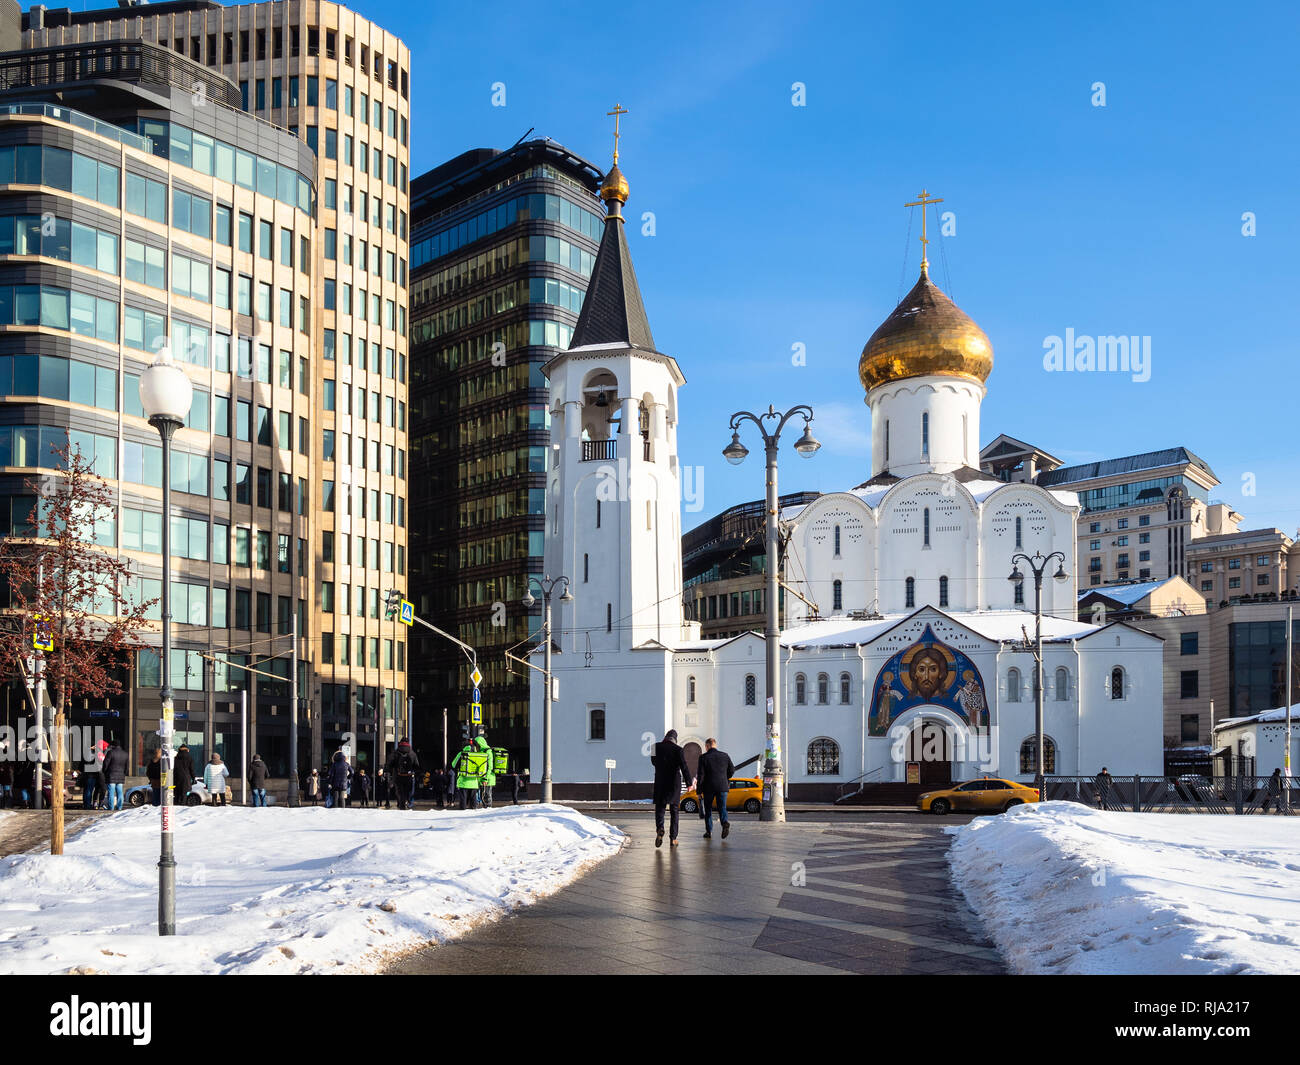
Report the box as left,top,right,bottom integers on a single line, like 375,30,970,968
32,615,52,653
384,589,402,620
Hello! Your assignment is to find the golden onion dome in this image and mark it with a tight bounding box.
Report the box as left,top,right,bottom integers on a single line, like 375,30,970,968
600,162,629,206
858,266,993,393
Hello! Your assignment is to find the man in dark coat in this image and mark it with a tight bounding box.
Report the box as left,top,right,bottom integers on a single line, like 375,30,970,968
386,737,420,810
1094,767,1113,810
432,768,446,810
651,730,695,848
173,745,196,807
696,738,736,840
247,754,269,807
327,750,351,808
102,740,129,811
1263,767,1284,814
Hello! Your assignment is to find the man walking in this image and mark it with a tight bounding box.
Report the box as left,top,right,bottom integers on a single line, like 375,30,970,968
1094,766,1113,810
102,739,129,811
386,736,420,810
1263,766,1284,814
247,753,269,807
696,738,735,840
651,729,695,848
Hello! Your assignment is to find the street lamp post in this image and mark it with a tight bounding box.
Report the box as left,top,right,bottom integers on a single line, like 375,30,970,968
1008,550,1068,799
522,576,572,805
140,347,192,936
723,404,821,824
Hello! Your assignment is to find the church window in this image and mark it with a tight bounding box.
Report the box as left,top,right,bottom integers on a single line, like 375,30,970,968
939,575,949,607
832,580,842,611
962,413,968,463
1019,736,1056,774
595,500,601,528
795,673,806,705
1055,667,1068,701
807,738,840,775
839,672,851,704
1014,580,1024,606
687,675,696,704
905,577,915,609
923,508,930,547
583,553,589,583
552,505,558,535
921,412,929,459
884,420,890,463
1007,668,1021,702
1015,516,1022,548
1110,667,1124,700
834,525,841,557
606,603,612,632
588,705,606,741
744,674,756,706
817,673,829,704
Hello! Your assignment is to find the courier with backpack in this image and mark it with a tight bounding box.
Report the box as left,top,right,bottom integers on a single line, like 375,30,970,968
386,737,420,810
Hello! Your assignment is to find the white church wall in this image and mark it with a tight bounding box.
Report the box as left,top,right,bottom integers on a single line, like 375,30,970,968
867,376,985,477
792,495,874,620
979,485,1079,615
785,646,863,784
1076,626,1166,775
875,478,978,614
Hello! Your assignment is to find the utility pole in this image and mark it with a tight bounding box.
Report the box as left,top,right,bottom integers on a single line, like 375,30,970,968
288,611,299,806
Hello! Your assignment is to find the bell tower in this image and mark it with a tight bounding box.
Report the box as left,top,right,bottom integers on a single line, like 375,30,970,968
542,123,689,652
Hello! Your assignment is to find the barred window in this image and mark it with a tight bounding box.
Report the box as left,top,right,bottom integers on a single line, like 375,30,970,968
839,672,851,704
1110,667,1124,700
744,674,756,706
795,673,806,705
1019,736,1056,774
807,738,840,775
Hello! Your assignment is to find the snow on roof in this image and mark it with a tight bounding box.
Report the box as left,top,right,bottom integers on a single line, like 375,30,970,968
780,609,1099,649
1213,703,1300,731
1077,578,1176,607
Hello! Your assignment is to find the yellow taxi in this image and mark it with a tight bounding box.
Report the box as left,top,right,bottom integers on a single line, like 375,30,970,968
917,777,1041,816
680,777,763,815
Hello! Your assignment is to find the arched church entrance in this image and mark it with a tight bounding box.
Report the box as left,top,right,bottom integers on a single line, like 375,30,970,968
906,718,954,785
682,741,702,783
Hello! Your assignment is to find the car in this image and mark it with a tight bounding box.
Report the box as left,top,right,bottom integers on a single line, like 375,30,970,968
917,777,1041,815
679,776,763,815
125,784,153,808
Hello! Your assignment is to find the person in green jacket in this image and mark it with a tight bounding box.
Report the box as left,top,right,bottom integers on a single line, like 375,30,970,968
450,741,485,810
475,734,496,808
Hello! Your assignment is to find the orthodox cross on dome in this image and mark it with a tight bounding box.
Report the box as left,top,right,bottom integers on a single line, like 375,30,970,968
904,188,944,273
607,102,628,163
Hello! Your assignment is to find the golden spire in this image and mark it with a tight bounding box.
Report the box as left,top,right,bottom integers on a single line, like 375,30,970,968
905,188,944,275
607,102,628,163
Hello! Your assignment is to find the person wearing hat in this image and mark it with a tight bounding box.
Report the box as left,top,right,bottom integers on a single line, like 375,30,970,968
385,736,420,810
651,730,695,848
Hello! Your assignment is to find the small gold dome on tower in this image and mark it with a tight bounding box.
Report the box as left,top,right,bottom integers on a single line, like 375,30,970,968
600,162,629,205
858,267,993,393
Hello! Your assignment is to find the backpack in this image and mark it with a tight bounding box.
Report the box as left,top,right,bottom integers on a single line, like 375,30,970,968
393,748,414,775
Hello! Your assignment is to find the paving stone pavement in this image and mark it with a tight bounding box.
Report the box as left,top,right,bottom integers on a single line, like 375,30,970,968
387,812,1004,975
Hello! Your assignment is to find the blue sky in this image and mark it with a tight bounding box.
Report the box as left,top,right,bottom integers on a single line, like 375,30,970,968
375,0,1298,535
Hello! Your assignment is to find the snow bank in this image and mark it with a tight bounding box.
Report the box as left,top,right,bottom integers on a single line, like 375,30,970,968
949,802,1300,974
0,804,623,975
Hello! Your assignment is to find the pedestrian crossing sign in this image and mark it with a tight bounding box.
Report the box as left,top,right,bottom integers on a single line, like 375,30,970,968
399,600,413,626
32,616,52,653
471,702,482,725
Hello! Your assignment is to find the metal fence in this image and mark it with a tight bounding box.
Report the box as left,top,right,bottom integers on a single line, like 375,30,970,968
1042,775,1298,815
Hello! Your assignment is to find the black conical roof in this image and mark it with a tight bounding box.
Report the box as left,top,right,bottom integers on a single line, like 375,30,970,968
568,210,655,351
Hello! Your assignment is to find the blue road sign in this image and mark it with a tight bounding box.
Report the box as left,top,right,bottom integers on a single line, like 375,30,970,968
473,686,480,703
399,600,414,626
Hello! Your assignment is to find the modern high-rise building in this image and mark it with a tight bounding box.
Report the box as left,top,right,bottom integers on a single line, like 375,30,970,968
15,0,411,778
408,139,604,768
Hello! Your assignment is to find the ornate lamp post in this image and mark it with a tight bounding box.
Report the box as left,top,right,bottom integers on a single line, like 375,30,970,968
139,347,192,936
1008,550,1068,798
522,575,572,805
723,404,820,823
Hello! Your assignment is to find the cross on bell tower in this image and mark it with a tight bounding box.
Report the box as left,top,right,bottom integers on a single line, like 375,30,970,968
905,188,944,273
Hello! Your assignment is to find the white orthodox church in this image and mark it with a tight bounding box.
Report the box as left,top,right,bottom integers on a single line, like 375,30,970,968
530,160,1164,796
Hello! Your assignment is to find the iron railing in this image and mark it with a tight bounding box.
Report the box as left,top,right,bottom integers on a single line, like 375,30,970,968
1041,775,1297,815
581,439,616,462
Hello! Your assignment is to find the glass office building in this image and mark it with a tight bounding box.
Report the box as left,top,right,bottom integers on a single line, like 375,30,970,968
21,0,412,778
408,139,603,769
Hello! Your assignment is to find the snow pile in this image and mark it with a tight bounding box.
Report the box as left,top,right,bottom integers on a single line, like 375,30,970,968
950,802,1300,974
0,804,623,975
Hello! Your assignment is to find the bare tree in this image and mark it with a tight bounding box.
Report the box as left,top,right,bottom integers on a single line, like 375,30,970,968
0,439,155,854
